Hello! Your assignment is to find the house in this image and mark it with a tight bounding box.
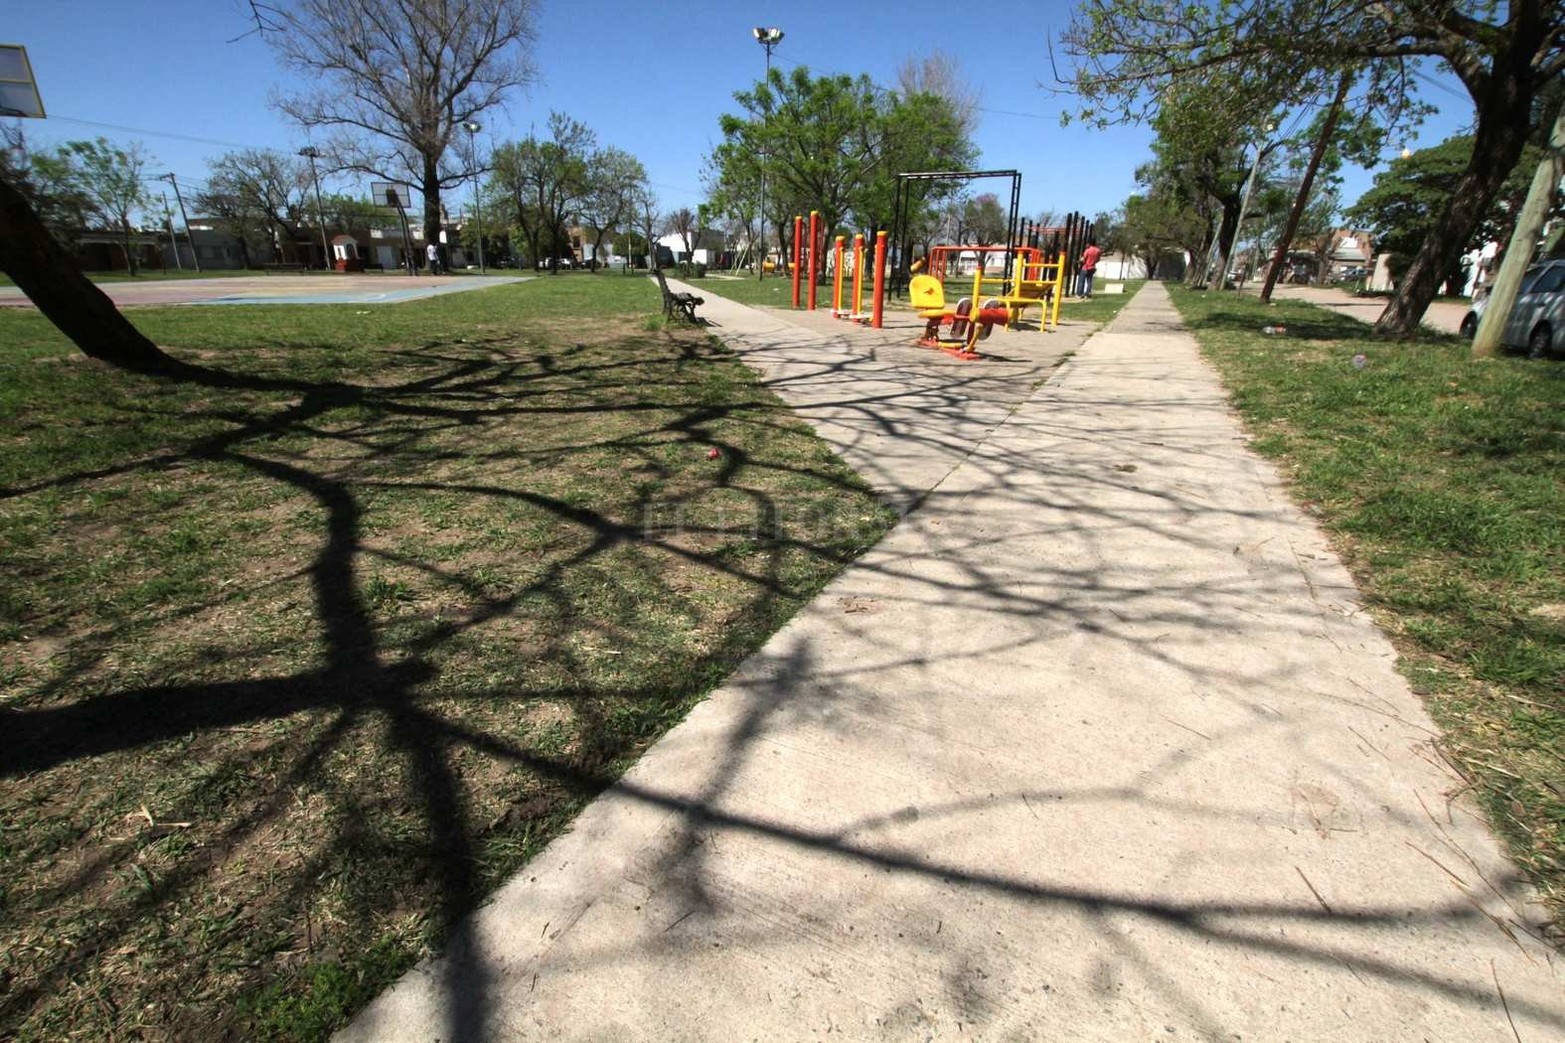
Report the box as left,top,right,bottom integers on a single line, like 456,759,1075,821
657,229,725,266
1327,229,1375,281
160,221,250,269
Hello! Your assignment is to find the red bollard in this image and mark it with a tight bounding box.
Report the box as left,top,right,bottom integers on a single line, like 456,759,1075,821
871,230,887,329
807,210,820,311
791,215,803,308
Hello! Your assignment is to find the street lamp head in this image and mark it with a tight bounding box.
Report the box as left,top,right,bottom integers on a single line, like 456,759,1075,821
752,26,783,44
298,146,320,159
462,120,481,134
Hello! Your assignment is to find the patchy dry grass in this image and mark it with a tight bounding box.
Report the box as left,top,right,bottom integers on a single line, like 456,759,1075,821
0,276,895,1039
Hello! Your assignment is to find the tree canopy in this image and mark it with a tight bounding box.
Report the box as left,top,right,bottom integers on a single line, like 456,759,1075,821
1345,134,1555,290
706,65,977,256
197,149,313,266
1062,0,1565,333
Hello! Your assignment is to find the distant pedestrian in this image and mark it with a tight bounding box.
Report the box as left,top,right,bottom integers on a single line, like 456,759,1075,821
1077,238,1101,299
426,242,441,275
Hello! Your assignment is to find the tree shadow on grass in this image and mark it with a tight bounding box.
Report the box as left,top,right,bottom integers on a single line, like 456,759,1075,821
0,326,885,1039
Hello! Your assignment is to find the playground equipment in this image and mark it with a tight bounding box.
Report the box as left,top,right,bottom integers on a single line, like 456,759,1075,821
830,236,848,317
791,215,803,308
890,170,1022,299
908,274,1008,360
912,246,1067,332
807,211,820,311
847,233,870,322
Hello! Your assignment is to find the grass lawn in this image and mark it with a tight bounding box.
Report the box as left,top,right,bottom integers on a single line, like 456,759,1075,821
1170,286,1565,941
0,276,896,1039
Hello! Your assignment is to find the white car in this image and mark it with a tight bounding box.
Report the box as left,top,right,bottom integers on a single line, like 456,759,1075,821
1460,257,1565,357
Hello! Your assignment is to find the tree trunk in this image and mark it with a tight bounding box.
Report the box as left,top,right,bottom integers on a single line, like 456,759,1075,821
121,218,139,276
421,153,442,251
1374,65,1535,335
0,175,178,372
1261,71,1353,304
1209,197,1241,288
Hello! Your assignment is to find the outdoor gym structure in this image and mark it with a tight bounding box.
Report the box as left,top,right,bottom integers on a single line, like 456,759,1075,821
773,168,1097,359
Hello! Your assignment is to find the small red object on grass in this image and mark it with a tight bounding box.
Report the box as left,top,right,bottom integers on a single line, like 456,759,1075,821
707,447,721,460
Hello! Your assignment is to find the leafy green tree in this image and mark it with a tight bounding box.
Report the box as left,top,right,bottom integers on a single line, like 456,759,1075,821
489,113,595,272
317,193,386,235
1062,0,1565,334
1118,182,1210,279
9,138,94,247
707,66,976,268
0,126,175,370
580,147,647,272
1345,135,1550,293
63,139,150,275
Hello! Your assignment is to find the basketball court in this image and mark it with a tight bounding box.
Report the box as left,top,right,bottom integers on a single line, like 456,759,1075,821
0,274,531,309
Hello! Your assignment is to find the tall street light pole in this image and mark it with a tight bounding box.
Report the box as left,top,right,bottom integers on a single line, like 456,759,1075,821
462,120,485,273
298,147,330,270
158,172,201,273
752,26,783,282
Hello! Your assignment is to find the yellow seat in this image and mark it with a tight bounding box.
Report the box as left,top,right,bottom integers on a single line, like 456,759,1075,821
909,274,947,314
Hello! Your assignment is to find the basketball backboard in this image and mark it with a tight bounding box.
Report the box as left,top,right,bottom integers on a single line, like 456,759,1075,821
0,44,45,118
370,181,410,209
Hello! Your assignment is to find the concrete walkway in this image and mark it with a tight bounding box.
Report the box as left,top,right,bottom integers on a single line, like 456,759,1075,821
341,283,1560,1041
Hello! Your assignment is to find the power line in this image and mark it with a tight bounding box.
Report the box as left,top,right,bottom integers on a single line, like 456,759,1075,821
42,114,274,151
975,106,1052,120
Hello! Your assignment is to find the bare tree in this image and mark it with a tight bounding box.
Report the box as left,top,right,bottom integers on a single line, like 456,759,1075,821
896,50,981,137
200,149,312,264
257,0,540,249
664,206,700,262
637,188,661,269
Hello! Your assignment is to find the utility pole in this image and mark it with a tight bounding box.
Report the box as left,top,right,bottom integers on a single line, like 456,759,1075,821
461,121,485,272
161,191,182,270
1473,103,1565,358
298,147,330,271
1215,122,1277,290
752,26,784,282
158,172,201,272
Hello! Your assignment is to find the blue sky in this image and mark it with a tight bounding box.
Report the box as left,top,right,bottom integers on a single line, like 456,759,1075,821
9,0,1477,225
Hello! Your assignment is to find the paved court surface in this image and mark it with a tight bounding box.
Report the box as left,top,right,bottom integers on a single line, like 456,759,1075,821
341,282,1560,1042
0,273,529,308
1253,284,1470,335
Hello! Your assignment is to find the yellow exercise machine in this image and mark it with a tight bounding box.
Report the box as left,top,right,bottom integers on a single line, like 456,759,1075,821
909,275,1009,361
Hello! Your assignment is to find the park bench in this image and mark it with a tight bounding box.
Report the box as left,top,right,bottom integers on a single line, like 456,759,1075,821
261,262,310,274
653,267,704,323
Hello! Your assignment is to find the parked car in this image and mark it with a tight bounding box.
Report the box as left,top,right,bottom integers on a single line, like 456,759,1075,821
1459,257,1565,357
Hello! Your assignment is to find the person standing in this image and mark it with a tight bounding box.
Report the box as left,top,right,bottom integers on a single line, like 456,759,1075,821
1077,237,1101,299
426,241,441,275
